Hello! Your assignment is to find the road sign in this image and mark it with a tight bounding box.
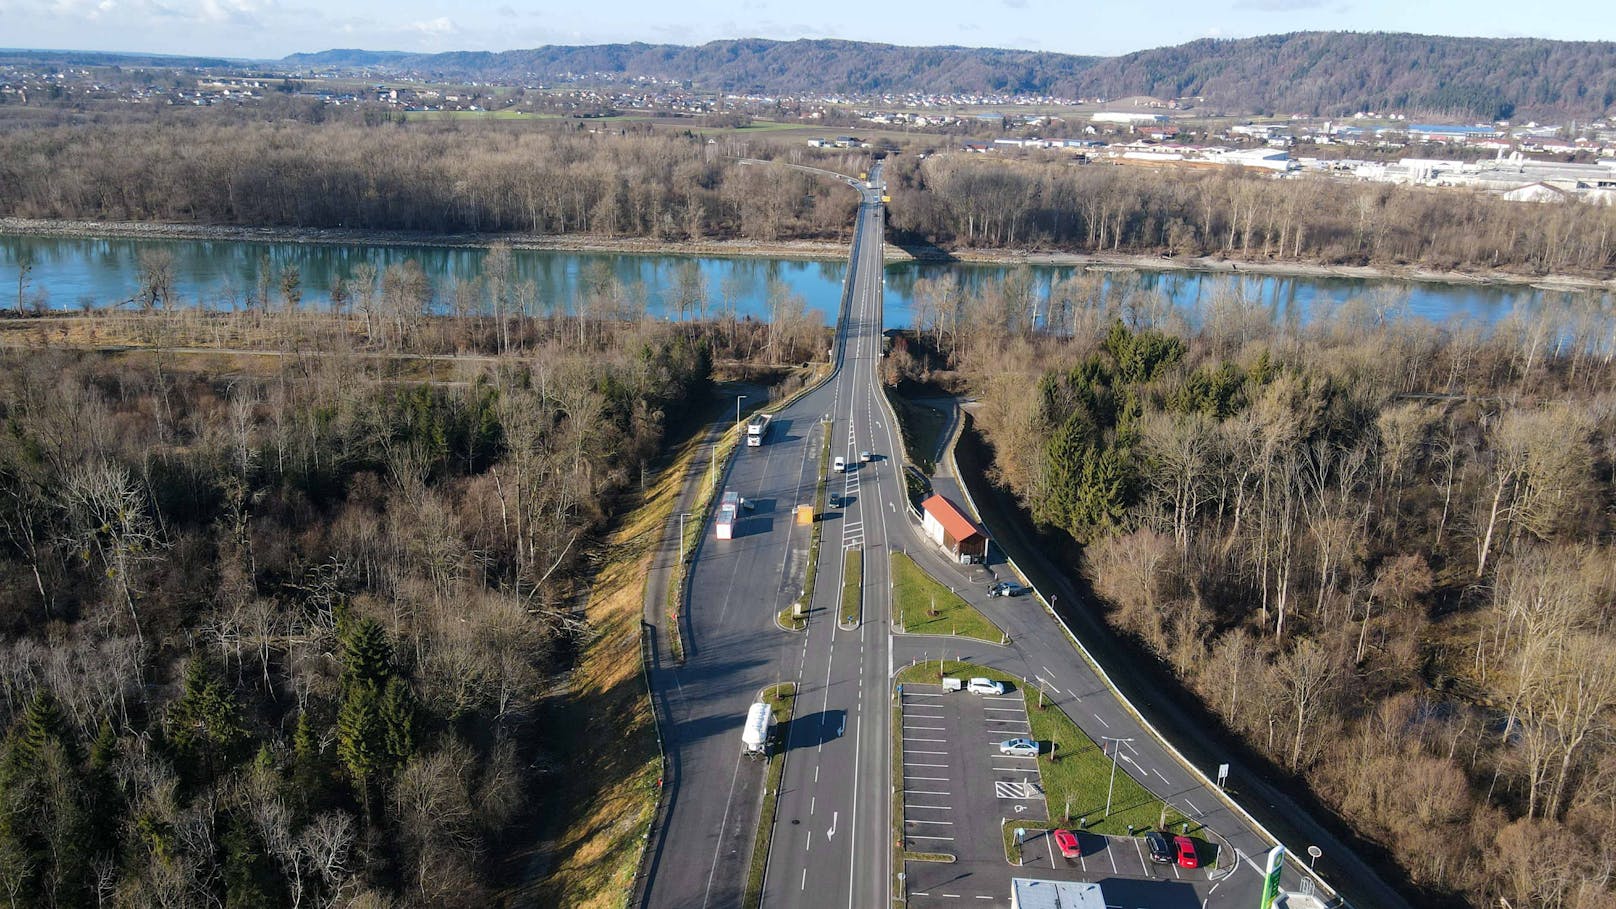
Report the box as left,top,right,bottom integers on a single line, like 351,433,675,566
1217,763,1230,789
1307,845,1322,868
1260,846,1286,908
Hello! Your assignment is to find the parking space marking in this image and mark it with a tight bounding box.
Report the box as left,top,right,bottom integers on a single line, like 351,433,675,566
983,706,1025,713
904,775,948,781
908,749,949,755
1131,837,1150,875
904,724,945,730
994,781,1041,800
908,737,947,743
905,819,954,825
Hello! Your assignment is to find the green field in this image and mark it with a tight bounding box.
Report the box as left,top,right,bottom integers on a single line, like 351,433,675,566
894,661,1191,838
890,552,1004,642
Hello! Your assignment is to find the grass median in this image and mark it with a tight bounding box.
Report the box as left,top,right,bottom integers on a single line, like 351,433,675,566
894,660,1189,839
841,548,862,626
890,552,1005,642
743,682,796,908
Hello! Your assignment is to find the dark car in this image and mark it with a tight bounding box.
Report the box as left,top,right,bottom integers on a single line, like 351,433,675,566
989,582,1030,598
1145,830,1173,864
1052,828,1080,859
1175,835,1199,869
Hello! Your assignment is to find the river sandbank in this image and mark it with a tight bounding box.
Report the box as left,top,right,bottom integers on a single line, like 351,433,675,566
3,216,1611,294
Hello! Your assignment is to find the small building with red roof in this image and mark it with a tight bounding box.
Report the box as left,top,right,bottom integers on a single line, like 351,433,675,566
920,494,988,563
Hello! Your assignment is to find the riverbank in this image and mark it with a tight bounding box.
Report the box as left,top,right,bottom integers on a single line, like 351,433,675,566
940,247,1616,292
4,216,1612,293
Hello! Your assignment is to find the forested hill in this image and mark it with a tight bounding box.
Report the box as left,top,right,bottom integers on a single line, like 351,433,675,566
282,32,1616,119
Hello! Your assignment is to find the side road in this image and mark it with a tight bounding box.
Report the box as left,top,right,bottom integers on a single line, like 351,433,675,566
931,404,1413,909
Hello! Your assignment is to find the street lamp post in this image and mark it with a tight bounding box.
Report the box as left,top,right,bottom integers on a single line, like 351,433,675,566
1101,736,1135,818
678,512,693,566
736,394,747,429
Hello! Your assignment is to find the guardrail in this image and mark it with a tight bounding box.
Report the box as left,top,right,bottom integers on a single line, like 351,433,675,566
941,422,1343,904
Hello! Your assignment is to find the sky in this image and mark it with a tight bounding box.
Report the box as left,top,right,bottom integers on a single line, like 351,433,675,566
3,0,1615,61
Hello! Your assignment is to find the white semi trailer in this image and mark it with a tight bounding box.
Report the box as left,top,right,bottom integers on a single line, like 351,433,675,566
742,701,773,757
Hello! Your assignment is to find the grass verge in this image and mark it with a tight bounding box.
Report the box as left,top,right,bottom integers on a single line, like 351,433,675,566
894,661,1190,838
665,417,742,661
523,412,713,907
890,552,1005,642
840,548,863,626
742,682,796,908
776,604,807,632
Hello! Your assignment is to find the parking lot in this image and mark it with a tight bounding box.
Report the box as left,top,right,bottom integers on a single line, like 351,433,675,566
898,679,1228,908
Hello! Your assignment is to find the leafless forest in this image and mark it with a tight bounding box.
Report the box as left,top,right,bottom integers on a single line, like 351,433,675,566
0,121,861,239
886,154,1616,277
893,273,1616,907
0,291,837,907
2,117,1613,279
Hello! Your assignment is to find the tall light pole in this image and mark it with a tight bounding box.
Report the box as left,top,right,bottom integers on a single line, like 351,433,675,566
736,394,748,429
678,512,693,567
1101,736,1135,818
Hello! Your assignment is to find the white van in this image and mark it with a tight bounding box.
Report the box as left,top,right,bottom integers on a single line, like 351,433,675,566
833,456,846,473
966,678,1006,696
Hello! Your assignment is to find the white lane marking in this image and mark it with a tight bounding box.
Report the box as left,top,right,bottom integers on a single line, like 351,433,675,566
1185,797,1202,815
1094,713,1111,728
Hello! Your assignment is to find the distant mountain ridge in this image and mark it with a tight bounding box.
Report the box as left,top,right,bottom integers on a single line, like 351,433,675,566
280,33,1616,119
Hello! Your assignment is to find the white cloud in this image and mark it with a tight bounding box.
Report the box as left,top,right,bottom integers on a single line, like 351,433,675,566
409,16,456,35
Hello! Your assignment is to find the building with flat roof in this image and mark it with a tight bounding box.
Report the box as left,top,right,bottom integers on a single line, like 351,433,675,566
1009,878,1105,909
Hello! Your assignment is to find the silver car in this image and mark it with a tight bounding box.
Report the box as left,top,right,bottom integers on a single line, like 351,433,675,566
999,737,1039,757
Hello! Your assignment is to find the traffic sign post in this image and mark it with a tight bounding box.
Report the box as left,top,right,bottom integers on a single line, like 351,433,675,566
1217,763,1230,791
1307,845,1322,869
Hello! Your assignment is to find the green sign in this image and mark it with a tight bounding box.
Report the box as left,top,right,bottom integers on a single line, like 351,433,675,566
1260,846,1286,908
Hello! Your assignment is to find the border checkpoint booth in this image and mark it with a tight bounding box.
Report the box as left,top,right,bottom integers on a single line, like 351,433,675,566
919,493,988,564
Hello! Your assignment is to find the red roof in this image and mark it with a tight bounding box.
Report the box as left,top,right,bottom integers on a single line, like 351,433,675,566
921,494,984,543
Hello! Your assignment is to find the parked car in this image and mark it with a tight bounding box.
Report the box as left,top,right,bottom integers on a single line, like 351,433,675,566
998,737,1039,757
833,456,846,473
859,450,873,462
966,677,1005,696
1174,835,1199,869
1144,830,1173,864
988,582,1030,598
1052,828,1080,859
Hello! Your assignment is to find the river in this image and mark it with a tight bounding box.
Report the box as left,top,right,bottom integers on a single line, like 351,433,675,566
1,233,1607,330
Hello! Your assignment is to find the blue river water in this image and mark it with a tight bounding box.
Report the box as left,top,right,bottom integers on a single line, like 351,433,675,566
0,233,1605,331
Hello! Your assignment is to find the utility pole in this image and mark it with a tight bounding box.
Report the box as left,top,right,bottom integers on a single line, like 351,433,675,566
1101,736,1135,818
678,512,692,567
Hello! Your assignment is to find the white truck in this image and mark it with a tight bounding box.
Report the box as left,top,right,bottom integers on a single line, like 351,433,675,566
716,491,741,540
746,412,770,447
742,701,773,757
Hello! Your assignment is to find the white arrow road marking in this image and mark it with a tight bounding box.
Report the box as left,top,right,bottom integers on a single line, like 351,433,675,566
828,811,838,840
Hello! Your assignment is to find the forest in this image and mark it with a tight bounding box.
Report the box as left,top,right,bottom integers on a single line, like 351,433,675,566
891,271,1616,907
886,153,1616,277
0,121,861,239
0,276,829,907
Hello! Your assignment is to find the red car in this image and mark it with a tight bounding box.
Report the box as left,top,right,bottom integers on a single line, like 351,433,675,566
1052,828,1080,859
1174,835,1199,869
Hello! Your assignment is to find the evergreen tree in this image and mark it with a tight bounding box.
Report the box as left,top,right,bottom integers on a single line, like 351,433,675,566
340,618,394,692
167,658,247,785
379,677,418,771
336,683,385,817
222,814,282,909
